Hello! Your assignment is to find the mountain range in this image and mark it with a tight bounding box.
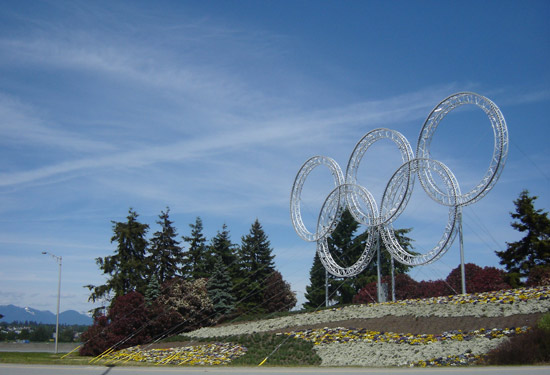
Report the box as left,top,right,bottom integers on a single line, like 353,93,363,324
0,305,92,325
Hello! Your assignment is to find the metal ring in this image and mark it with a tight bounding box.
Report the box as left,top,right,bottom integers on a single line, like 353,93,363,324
380,159,460,265
316,184,377,277
290,155,344,242
416,92,508,207
346,128,414,226
290,92,508,276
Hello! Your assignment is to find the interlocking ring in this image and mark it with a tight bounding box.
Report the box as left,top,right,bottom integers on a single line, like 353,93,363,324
417,93,509,207
290,92,508,277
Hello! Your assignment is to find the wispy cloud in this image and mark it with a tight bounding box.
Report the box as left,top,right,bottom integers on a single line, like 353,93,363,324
0,93,116,152
0,86,461,190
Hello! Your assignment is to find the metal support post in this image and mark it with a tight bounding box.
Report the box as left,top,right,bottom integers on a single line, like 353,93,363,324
325,269,329,307
391,256,395,302
458,211,466,294
376,231,382,303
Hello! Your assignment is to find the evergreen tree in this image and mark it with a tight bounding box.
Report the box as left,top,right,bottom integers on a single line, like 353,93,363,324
324,209,413,304
303,252,329,309
236,219,275,313
182,217,209,279
359,228,414,283
145,276,161,306
86,209,149,303
207,258,236,318
326,209,363,304
147,207,183,284
209,224,238,280
263,271,297,313
496,190,550,277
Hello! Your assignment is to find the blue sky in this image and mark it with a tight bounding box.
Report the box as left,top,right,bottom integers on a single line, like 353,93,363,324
0,0,548,315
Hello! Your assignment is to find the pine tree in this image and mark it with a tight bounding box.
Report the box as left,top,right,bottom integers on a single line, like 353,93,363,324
235,219,275,313
359,228,414,283
147,207,183,284
326,209,365,304
207,258,236,318
86,208,149,303
303,252,329,309
263,271,297,313
209,224,239,280
145,276,161,306
324,209,413,304
496,190,550,277
182,217,209,279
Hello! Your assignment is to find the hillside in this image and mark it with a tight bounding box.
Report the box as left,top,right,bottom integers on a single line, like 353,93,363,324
100,286,550,367
0,305,92,325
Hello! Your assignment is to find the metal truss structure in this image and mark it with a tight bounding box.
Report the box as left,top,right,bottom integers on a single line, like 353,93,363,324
290,92,508,278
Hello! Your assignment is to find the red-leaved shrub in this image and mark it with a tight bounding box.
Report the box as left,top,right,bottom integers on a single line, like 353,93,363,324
353,263,510,304
80,292,151,356
446,263,509,293
527,266,550,287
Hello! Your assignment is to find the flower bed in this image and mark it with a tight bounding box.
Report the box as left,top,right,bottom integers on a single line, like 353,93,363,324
102,342,247,366
284,326,529,345
284,326,529,367
187,286,550,338
105,286,550,367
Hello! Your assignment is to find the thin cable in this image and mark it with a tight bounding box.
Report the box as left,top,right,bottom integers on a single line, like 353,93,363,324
513,140,550,182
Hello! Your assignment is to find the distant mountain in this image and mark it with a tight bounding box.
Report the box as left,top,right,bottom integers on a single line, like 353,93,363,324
0,305,92,325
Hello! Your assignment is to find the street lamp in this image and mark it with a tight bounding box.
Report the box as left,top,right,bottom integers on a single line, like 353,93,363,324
42,251,62,354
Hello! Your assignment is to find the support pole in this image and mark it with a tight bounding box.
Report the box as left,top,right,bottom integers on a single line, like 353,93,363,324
325,269,329,307
376,231,382,303
55,257,61,354
458,210,466,294
391,256,395,302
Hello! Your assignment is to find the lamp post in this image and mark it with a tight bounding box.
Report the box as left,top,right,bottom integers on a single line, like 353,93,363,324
42,251,61,354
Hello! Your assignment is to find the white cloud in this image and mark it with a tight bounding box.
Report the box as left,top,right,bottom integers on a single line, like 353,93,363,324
0,93,116,152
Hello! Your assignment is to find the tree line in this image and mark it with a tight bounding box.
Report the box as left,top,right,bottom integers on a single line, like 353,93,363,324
81,208,296,355
0,322,86,342
86,208,295,316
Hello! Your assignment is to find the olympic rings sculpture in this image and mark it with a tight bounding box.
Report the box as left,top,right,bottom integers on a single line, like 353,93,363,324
290,92,508,277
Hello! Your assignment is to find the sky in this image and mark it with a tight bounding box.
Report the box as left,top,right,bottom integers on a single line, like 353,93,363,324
0,0,548,316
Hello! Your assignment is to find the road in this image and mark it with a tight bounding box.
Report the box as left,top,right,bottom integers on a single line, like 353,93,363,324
1,365,550,375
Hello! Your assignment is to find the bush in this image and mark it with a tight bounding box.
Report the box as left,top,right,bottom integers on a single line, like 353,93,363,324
527,266,550,287
504,272,523,288
352,278,380,304
80,292,152,356
156,277,214,332
484,313,550,365
446,263,509,294
353,263,510,304
79,315,112,356
263,271,297,313
353,274,420,303
485,327,550,365
415,279,452,298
